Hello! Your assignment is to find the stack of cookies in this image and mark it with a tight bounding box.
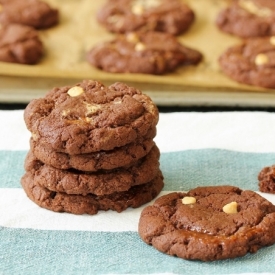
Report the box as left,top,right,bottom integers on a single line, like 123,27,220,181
21,80,164,215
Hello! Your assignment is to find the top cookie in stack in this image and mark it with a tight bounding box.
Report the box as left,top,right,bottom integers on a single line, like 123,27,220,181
21,80,164,215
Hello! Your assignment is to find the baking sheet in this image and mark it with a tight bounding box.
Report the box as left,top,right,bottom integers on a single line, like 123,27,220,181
1,0,275,105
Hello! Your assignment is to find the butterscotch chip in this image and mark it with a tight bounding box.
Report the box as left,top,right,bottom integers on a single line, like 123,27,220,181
138,186,275,261
0,24,43,64
21,170,164,215
0,0,58,29
67,86,85,97
270,36,275,45
182,196,196,205
126,32,140,43
255,53,269,65
219,37,275,88
216,0,275,38
97,0,195,35
135,42,146,51
131,4,144,15
24,80,159,154
87,31,202,75
24,145,161,196
222,201,238,214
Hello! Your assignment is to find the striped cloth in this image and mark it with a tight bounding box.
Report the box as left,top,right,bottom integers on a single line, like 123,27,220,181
1,110,275,275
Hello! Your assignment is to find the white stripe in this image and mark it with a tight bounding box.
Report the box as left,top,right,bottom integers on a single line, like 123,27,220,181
0,110,30,150
0,189,169,231
1,189,275,232
2,111,275,153
155,112,275,153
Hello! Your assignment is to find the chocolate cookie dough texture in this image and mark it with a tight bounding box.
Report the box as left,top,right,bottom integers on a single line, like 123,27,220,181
21,80,164,215
219,37,275,88
87,31,203,75
138,185,275,261
0,24,44,64
97,0,195,35
216,0,275,38
0,0,59,29
258,165,275,194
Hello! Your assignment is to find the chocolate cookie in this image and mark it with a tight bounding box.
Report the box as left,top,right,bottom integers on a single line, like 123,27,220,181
25,145,160,196
258,165,275,193
30,133,156,172
21,170,164,215
0,0,58,29
0,24,43,64
219,37,275,88
216,0,275,38
24,80,159,155
97,0,194,35
87,31,202,75
138,185,275,261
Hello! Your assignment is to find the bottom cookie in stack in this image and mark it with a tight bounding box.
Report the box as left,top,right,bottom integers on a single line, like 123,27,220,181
21,145,164,215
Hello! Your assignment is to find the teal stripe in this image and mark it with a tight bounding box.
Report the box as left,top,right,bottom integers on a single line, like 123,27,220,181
1,149,274,191
1,227,275,275
1,150,275,274
160,149,275,192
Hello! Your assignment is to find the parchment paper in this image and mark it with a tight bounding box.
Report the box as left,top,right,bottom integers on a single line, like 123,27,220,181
0,0,274,100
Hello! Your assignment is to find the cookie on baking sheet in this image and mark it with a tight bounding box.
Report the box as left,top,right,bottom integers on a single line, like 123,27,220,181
30,132,156,172
216,0,275,38
0,24,43,64
0,0,58,29
97,0,195,35
87,31,202,75
24,145,160,196
24,80,159,155
21,170,164,215
219,37,275,88
138,185,275,261
258,165,275,194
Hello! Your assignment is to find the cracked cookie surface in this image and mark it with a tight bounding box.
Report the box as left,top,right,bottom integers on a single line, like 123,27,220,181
24,80,159,154
138,185,275,261
87,31,202,75
0,24,43,64
216,0,275,38
30,129,155,172
21,170,164,215
97,0,194,35
219,37,275,88
258,165,275,194
0,0,58,29
24,145,160,196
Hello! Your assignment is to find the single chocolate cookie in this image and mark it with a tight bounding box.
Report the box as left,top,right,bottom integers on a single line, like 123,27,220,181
21,170,164,215
97,0,195,35
219,37,275,88
138,185,275,261
0,0,58,29
87,31,202,75
24,80,159,155
216,0,275,38
0,24,43,64
25,145,160,196
258,165,275,193
30,132,156,172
